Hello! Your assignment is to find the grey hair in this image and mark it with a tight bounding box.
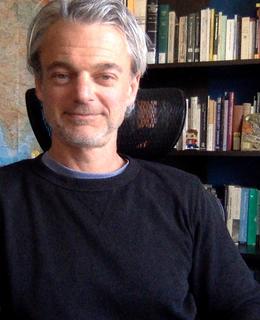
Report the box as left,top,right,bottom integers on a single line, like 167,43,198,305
27,0,148,77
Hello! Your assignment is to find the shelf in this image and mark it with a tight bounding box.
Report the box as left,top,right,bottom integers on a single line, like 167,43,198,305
168,150,260,158
147,59,260,70
239,245,260,263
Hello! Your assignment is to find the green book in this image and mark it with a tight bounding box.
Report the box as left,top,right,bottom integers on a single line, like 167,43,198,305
247,188,259,245
157,4,170,64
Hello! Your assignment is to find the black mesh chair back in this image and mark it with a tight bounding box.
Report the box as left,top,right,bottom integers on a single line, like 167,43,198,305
25,87,186,159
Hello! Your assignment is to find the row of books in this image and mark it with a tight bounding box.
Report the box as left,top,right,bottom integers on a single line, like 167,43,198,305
205,184,260,247
224,185,260,247
123,1,260,64
176,92,260,152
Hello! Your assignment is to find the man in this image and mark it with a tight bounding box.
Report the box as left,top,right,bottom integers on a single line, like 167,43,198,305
0,0,260,319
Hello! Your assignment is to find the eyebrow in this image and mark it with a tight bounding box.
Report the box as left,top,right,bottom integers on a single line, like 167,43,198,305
46,61,123,73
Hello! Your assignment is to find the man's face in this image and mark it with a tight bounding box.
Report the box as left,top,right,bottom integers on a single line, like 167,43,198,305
35,20,140,149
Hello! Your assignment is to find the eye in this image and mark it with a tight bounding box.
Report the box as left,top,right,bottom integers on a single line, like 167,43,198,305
96,73,117,86
52,72,70,84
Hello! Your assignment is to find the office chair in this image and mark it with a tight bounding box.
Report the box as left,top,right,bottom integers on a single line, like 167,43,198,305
25,87,186,160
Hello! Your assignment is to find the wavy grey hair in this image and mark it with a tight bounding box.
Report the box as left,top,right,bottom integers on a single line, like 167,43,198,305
27,0,148,78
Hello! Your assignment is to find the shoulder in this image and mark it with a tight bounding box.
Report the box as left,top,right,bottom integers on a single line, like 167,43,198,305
133,157,202,190
0,157,41,183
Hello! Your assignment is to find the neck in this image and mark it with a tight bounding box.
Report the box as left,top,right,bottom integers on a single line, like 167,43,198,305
48,140,125,174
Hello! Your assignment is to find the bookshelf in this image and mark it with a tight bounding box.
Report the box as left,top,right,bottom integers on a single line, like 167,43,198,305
139,0,260,280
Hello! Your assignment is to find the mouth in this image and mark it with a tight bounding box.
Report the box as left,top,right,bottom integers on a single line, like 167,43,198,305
65,112,101,121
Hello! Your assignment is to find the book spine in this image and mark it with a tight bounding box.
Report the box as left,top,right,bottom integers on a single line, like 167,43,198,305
178,16,188,63
247,188,258,246
174,18,179,63
187,13,196,62
133,0,147,33
213,11,219,61
200,102,207,150
146,0,159,64
249,18,256,59
241,17,250,59
167,11,176,63
209,8,215,61
215,97,222,150
239,187,249,244
226,92,234,151
225,18,235,60
206,97,216,151
157,4,170,64
232,104,244,151
194,12,200,62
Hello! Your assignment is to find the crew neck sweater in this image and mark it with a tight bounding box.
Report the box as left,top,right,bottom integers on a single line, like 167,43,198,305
0,155,260,320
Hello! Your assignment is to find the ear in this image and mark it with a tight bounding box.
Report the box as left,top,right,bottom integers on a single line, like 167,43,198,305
126,73,141,106
34,77,43,102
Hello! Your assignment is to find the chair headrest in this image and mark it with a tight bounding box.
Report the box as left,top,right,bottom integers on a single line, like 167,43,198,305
25,87,186,159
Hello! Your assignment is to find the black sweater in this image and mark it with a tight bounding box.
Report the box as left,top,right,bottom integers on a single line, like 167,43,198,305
1,156,260,319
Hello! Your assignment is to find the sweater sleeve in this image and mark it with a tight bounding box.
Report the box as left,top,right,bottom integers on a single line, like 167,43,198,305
189,182,260,320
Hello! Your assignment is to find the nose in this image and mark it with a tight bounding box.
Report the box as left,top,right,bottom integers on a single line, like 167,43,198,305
73,72,94,104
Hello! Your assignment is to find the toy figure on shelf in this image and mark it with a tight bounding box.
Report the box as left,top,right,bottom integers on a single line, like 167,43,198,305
185,129,199,149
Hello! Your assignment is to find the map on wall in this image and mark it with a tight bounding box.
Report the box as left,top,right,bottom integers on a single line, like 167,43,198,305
0,1,42,166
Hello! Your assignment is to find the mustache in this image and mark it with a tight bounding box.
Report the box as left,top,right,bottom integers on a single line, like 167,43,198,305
64,105,104,115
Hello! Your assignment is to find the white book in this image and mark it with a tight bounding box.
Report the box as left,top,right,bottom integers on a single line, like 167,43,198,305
200,8,211,61
167,11,176,63
225,18,235,60
241,17,250,59
133,0,147,33
226,185,242,243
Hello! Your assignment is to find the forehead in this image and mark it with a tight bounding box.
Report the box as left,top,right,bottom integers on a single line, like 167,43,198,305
38,20,132,69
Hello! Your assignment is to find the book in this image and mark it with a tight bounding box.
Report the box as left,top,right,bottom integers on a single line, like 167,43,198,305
221,94,229,151
249,18,256,59
232,104,244,151
167,11,176,63
178,16,188,63
194,12,200,62
206,97,216,151
213,11,219,61
133,0,147,33
226,185,242,243
241,113,260,151
218,14,227,61
255,3,260,59
187,13,196,62
241,17,251,59
157,4,170,64
127,0,135,13
239,187,249,245
225,18,235,60
247,188,259,246
226,91,235,151
200,102,207,150
215,97,222,150
209,8,215,61
146,0,159,64
200,8,211,61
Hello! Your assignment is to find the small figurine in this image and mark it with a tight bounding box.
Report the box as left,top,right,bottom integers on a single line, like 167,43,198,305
186,129,199,149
